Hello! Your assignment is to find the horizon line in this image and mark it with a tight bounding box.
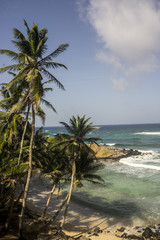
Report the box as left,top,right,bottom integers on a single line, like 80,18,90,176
36,122,160,128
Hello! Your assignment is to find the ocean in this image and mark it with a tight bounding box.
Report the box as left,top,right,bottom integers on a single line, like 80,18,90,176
42,123,160,226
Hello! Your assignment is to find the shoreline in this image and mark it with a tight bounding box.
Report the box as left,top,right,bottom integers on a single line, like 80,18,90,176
26,167,160,240
4,146,157,239
89,143,141,161
26,174,129,240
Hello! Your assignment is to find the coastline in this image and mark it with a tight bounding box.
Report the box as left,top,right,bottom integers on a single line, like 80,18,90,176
26,171,160,240
27,173,126,240
89,143,141,161
4,145,159,239
26,155,159,240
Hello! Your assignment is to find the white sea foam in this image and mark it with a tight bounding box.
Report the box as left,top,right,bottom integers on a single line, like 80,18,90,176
99,143,104,146
106,143,116,146
120,160,160,171
120,150,160,171
134,132,160,135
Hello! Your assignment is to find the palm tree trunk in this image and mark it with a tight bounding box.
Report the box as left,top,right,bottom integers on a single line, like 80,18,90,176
61,159,76,227
19,105,35,237
56,179,67,200
41,183,57,219
52,191,70,221
18,105,30,165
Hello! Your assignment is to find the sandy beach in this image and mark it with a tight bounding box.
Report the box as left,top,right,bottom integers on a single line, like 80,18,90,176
26,173,137,240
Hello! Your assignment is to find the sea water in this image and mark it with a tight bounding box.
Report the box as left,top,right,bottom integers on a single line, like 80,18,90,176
41,123,160,226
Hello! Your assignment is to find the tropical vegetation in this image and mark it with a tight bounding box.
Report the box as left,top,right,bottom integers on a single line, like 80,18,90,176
0,20,103,238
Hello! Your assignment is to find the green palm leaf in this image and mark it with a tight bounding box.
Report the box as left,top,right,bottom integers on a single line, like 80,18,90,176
0,64,22,73
41,68,65,90
40,44,69,62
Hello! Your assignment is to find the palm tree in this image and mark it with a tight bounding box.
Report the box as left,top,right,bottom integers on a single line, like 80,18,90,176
0,20,68,236
54,115,100,226
30,129,70,219
52,145,104,224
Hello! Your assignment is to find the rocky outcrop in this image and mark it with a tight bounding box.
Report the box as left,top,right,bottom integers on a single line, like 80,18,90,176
115,225,160,240
89,144,141,161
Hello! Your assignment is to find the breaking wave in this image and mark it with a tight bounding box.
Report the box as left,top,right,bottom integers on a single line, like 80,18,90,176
134,132,160,135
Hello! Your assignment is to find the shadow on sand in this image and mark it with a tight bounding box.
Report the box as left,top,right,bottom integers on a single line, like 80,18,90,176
27,174,147,234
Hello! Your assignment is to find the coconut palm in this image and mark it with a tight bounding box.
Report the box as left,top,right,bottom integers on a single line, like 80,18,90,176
31,130,71,219
54,115,101,226
0,20,68,236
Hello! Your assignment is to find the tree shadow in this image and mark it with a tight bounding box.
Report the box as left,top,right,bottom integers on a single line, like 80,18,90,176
27,173,148,233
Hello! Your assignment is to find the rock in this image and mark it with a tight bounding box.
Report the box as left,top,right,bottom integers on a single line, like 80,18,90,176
127,234,142,239
117,227,126,232
93,233,99,236
121,233,128,238
78,236,91,240
93,226,102,233
134,226,140,229
142,227,154,239
90,144,141,162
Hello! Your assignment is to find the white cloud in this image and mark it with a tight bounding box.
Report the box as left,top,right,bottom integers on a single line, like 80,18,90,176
112,78,128,91
78,0,160,85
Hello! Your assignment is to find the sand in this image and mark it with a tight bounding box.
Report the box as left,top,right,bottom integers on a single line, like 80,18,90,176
25,173,131,239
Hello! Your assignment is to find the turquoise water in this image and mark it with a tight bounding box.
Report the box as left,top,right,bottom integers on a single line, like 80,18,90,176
42,124,160,226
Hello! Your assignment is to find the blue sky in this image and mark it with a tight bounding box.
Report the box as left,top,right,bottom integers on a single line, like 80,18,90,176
1,0,160,126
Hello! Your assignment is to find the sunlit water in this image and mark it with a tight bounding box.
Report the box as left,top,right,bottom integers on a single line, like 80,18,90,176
41,123,160,226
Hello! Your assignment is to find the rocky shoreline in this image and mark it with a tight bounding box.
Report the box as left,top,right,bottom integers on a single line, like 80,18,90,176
114,224,160,240
2,202,160,240
90,143,141,161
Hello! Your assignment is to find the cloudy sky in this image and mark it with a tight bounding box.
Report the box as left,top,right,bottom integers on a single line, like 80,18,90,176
1,0,160,126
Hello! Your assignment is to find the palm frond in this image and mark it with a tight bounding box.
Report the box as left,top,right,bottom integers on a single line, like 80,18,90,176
40,44,69,62
83,173,104,182
41,98,56,113
59,121,72,134
43,87,53,92
36,106,46,125
40,62,68,70
0,49,19,60
5,67,28,89
23,19,30,35
41,68,65,90
13,28,26,41
0,64,22,73
36,37,48,57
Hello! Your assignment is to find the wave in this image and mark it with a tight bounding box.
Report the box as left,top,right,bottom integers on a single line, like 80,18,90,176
120,160,160,171
105,143,116,146
134,132,160,135
99,143,116,147
120,150,160,171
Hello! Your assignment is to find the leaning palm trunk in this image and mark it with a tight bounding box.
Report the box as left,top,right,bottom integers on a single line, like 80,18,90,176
56,179,67,200
52,191,70,221
18,105,30,165
19,105,35,237
41,183,57,219
61,159,76,227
